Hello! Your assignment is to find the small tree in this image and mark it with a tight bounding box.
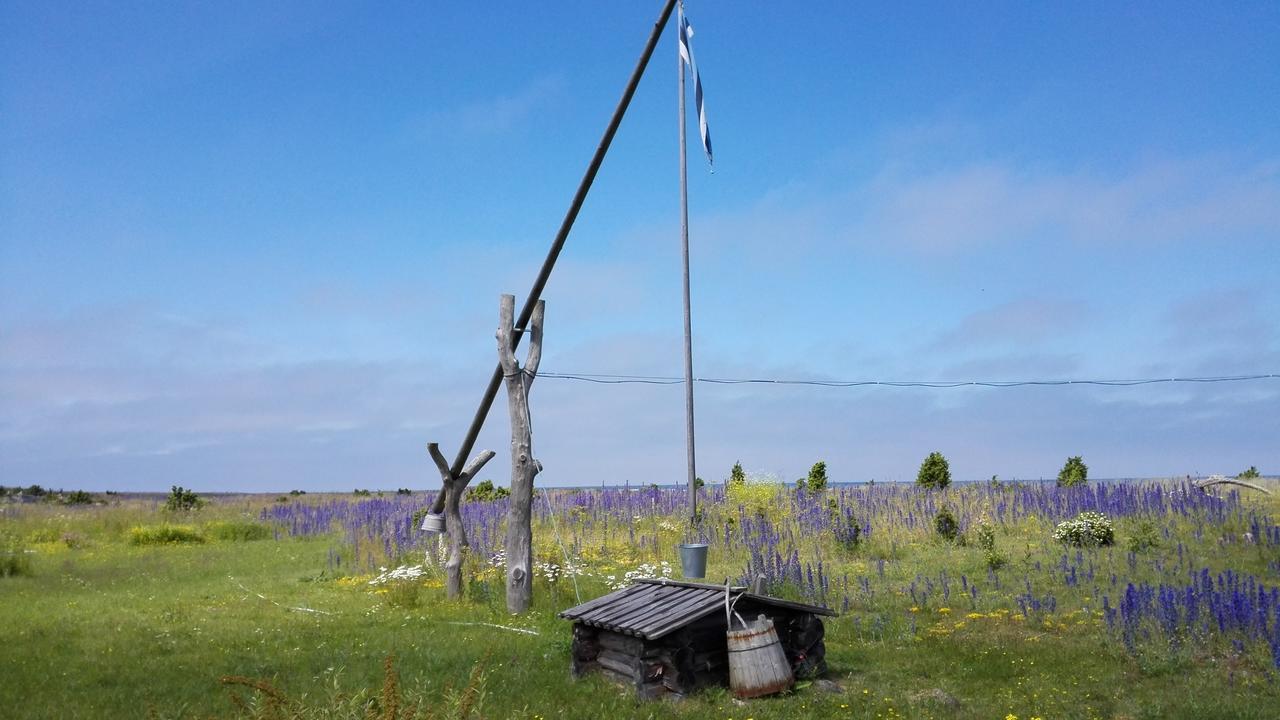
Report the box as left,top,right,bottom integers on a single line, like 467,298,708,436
728,461,747,487
164,485,203,512
806,461,829,493
1238,466,1261,480
916,452,951,489
1057,456,1088,487
934,505,959,542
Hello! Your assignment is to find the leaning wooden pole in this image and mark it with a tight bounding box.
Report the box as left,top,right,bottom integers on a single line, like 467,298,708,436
432,0,678,515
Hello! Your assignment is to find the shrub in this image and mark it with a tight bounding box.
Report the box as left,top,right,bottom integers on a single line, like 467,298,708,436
934,505,959,542
129,524,205,545
288,489,306,496
1127,520,1162,553
25,485,47,497
1237,466,1260,480
973,513,1005,569
726,473,785,519
206,520,272,542
806,461,829,493
1,530,33,577
396,488,413,495
383,580,422,609
916,452,951,489
164,485,204,512
62,490,95,505
353,489,372,497
1057,456,1088,487
1052,511,1114,547
728,461,747,487
834,511,862,550
466,480,509,503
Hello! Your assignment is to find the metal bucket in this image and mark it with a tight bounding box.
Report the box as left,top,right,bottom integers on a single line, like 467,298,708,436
678,543,708,578
420,513,446,534
727,614,794,698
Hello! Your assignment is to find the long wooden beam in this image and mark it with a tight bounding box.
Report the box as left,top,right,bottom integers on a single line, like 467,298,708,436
432,0,679,512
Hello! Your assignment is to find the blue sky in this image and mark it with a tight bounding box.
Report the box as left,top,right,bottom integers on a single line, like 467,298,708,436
2,1,1277,492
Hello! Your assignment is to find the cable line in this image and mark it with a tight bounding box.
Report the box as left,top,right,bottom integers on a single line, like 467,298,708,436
533,371,1279,389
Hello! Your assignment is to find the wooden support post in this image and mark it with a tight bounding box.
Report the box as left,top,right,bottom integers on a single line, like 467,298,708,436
427,442,495,599
498,293,544,614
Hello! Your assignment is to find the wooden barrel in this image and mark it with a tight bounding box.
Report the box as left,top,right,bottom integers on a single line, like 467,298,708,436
726,614,793,698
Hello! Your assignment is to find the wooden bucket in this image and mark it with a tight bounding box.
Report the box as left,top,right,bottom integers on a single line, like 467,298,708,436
726,614,793,698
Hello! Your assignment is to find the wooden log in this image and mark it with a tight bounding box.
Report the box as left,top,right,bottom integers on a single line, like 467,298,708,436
598,632,649,656
498,294,544,614
599,661,640,681
597,651,640,681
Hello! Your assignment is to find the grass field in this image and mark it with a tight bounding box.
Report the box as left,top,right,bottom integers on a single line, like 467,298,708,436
2,478,1278,719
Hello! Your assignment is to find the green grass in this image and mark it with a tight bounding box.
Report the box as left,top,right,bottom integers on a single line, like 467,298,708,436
129,523,206,545
0,487,1278,719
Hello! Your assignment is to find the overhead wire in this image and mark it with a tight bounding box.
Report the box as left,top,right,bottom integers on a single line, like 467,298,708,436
530,371,1279,389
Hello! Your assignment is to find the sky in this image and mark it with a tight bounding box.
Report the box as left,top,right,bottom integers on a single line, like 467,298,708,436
1,1,1278,492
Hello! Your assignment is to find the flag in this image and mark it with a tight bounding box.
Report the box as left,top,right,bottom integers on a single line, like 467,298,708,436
678,5,713,168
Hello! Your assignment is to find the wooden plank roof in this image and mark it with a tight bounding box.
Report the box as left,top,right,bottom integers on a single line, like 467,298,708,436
558,578,835,640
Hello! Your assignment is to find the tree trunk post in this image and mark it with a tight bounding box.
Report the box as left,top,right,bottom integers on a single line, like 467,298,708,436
427,443,495,599
498,293,544,614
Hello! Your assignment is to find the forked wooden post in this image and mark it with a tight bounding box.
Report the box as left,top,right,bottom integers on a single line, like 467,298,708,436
427,442,495,599
498,293,544,613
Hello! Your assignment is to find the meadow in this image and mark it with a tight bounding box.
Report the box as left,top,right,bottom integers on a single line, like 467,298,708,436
1,477,1278,720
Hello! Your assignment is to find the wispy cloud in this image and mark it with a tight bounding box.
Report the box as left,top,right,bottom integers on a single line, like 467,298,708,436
858,157,1280,253
414,74,566,138
931,298,1090,350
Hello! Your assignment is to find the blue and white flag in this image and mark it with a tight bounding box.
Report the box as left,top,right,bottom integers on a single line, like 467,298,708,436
678,5,713,168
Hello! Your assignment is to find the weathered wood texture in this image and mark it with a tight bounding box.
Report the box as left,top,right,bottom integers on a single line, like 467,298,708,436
726,614,793,698
427,442,495,599
497,294,544,614
567,611,826,700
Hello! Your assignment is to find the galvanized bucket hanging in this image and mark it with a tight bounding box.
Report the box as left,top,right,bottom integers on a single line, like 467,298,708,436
419,512,445,534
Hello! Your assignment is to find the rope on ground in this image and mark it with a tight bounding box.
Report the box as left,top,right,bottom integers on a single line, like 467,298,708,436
231,577,335,616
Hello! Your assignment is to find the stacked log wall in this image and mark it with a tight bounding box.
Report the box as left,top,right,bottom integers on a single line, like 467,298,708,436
568,608,827,699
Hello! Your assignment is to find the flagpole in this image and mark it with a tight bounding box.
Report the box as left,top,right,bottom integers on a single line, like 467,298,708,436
678,3,698,524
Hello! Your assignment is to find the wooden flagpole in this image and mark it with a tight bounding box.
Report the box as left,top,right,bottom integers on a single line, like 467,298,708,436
678,2,699,523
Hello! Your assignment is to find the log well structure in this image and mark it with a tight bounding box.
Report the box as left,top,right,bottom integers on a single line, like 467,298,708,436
559,579,834,699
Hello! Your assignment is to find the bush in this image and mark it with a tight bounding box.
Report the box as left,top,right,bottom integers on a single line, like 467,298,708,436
973,513,1005,569
353,489,372,497
1127,520,1162,553
466,480,509,503
62,490,95,505
1052,511,1114,547
934,505,959,542
129,524,205,545
1057,456,1088,487
206,520,272,542
164,485,204,512
1,530,33,577
728,461,747,487
726,473,785,519
1237,466,1260,480
834,510,862,550
396,488,413,495
289,489,306,496
916,452,951,489
806,461,829,493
